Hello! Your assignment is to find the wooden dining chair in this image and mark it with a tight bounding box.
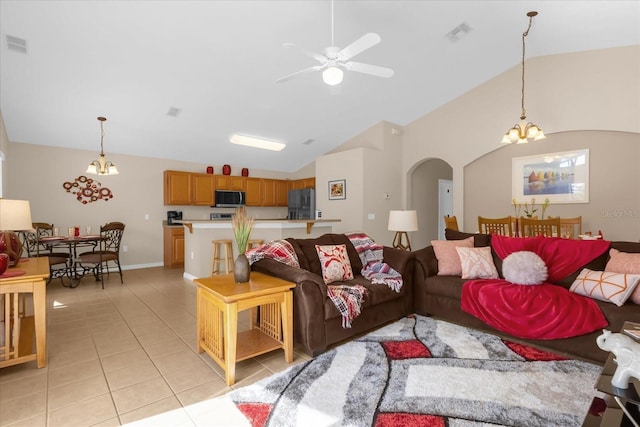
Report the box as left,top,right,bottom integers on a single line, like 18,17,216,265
77,222,125,288
444,215,459,231
477,216,513,236
559,216,582,239
520,217,562,238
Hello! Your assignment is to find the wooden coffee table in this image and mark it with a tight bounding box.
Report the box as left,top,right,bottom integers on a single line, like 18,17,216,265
194,272,296,385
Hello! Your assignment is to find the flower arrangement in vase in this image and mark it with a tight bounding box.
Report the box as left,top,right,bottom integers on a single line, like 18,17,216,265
232,207,254,283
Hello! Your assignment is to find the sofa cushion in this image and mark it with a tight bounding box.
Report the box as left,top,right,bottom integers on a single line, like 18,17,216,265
456,246,499,279
316,244,354,284
605,248,640,274
502,251,548,285
445,229,491,247
287,234,363,277
570,268,640,307
432,237,474,276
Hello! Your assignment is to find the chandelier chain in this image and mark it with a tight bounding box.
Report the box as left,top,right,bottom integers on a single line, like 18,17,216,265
520,15,534,121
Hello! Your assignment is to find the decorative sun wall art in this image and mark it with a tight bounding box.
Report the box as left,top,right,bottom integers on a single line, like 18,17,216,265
63,175,114,204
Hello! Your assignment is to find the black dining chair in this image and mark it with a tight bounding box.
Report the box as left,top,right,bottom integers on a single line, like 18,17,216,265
19,222,70,284
77,222,125,288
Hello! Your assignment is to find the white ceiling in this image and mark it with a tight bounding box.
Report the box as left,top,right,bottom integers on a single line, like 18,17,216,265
1,1,639,172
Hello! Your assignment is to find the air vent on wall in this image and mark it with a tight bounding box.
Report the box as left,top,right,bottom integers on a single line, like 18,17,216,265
167,106,182,117
302,139,315,145
6,35,27,53
446,22,472,42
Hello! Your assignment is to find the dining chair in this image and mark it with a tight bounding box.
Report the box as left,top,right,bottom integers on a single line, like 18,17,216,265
77,222,125,288
477,216,513,236
559,216,582,239
520,217,562,238
19,223,70,283
444,215,459,231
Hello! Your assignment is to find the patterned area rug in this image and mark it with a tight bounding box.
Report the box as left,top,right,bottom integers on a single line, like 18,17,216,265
230,315,601,427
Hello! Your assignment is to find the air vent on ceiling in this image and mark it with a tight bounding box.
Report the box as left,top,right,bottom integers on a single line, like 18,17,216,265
446,22,472,42
6,35,27,54
167,106,182,117
303,139,315,145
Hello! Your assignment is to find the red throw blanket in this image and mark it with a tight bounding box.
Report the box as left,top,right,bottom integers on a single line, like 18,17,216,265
461,236,610,340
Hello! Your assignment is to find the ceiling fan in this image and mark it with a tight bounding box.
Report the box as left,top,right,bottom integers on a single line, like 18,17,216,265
276,0,394,86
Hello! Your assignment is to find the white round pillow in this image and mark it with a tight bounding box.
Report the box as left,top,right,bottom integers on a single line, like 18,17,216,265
502,251,548,285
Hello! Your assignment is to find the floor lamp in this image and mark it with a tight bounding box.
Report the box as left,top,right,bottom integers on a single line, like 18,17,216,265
0,199,33,269
388,210,418,251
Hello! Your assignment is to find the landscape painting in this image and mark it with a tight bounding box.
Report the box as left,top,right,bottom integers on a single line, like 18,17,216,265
512,149,589,204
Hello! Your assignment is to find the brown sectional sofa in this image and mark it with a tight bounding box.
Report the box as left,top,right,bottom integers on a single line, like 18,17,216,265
413,229,640,364
251,233,415,356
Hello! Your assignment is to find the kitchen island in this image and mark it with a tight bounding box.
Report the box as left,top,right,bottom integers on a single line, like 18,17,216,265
178,219,341,280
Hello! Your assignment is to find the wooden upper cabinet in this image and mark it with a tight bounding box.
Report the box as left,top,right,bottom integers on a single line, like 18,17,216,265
288,177,316,191
164,170,192,205
275,180,288,206
216,175,246,191
262,179,277,206
245,177,262,206
191,173,215,205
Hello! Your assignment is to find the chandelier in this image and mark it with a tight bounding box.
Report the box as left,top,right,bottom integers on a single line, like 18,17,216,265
501,11,545,144
86,116,119,175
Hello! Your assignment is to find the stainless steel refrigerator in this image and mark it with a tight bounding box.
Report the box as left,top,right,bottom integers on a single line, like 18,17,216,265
287,188,315,219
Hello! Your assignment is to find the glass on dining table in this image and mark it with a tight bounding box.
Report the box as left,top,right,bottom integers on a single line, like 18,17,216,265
85,226,92,235
68,227,74,238
54,227,60,236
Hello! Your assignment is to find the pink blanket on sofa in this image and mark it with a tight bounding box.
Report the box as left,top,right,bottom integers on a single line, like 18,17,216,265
461,236,610,340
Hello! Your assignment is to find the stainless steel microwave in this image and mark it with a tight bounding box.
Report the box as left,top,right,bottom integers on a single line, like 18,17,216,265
214,190,246,207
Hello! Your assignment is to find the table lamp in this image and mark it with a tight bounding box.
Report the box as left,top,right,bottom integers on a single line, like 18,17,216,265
0,199,33,268
388,210,418,251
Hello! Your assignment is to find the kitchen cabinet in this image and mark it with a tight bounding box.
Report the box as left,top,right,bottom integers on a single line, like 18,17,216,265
288,178,315,191
262,179,277,206
164,226,185,268
275,180,288,206
191,173,215,205
245,177,262,206
164,171,191,205
164,170,214,205
216,175,246,191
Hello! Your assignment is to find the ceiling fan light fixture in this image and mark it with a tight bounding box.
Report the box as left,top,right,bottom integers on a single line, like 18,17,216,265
322,66,343,86
230,134,286,151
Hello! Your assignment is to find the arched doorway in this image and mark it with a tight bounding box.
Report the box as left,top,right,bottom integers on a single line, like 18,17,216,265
409,157,453,248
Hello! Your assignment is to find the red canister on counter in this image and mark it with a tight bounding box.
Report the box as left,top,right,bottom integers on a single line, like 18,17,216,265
74,226,80,237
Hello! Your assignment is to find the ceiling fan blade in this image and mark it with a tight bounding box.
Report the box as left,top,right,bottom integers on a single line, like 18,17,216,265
283,43,327,64
344,61,394,78
338,33,381,61
276,65,324,83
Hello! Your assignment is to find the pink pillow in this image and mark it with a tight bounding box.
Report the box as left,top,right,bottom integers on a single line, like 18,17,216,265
456,246,499,279
315,244,354,284
431,236,474,276
605,249,640,304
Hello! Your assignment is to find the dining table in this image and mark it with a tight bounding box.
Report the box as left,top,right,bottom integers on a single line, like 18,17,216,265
38,234,106,288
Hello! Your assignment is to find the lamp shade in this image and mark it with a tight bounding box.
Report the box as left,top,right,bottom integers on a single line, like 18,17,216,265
0,199,33,231
388,210,418,232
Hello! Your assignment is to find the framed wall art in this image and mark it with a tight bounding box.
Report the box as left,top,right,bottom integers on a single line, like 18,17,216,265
512,149,589,204
328,179,346,200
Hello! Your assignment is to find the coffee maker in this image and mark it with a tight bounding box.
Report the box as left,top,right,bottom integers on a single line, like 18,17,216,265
167,210,183,225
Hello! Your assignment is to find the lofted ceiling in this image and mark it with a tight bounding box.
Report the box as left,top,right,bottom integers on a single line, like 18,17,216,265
1,1,639,172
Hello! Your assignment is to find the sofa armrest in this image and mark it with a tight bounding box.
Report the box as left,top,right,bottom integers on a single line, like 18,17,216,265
382,246,413,273
413,246,438,280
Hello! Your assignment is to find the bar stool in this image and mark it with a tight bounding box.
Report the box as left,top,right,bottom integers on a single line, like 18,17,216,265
247,239,264,249
211,239,234,275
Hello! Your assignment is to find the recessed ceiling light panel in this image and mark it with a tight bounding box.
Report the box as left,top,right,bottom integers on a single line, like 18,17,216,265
446,22,472,42
230,134,286,151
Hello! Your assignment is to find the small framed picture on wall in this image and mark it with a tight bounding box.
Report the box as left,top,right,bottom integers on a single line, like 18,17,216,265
328,179,346,200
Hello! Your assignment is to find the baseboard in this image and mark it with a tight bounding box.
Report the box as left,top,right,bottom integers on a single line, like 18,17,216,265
121,262,164,271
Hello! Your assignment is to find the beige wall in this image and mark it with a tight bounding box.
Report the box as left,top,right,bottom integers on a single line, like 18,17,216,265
315,121,404,244
0,112,8,197
402,45,640,243
465,130,640,242
5,141,292,269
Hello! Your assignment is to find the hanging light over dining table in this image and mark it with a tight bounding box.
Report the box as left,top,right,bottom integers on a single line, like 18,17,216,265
501,11,545,144
86,116,119,175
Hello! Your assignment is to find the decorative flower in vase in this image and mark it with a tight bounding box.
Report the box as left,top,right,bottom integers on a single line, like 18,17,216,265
540,198,550,220
232,207,254,282
523,197,537,218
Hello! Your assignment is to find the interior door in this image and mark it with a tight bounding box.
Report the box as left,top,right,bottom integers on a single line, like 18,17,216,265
438,179,453,239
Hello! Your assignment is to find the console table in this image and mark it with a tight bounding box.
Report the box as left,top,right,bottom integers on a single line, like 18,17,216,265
0,257,49,369
194,272,296,385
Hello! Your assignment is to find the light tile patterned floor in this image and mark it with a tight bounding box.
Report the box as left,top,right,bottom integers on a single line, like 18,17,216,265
0,267,311,426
